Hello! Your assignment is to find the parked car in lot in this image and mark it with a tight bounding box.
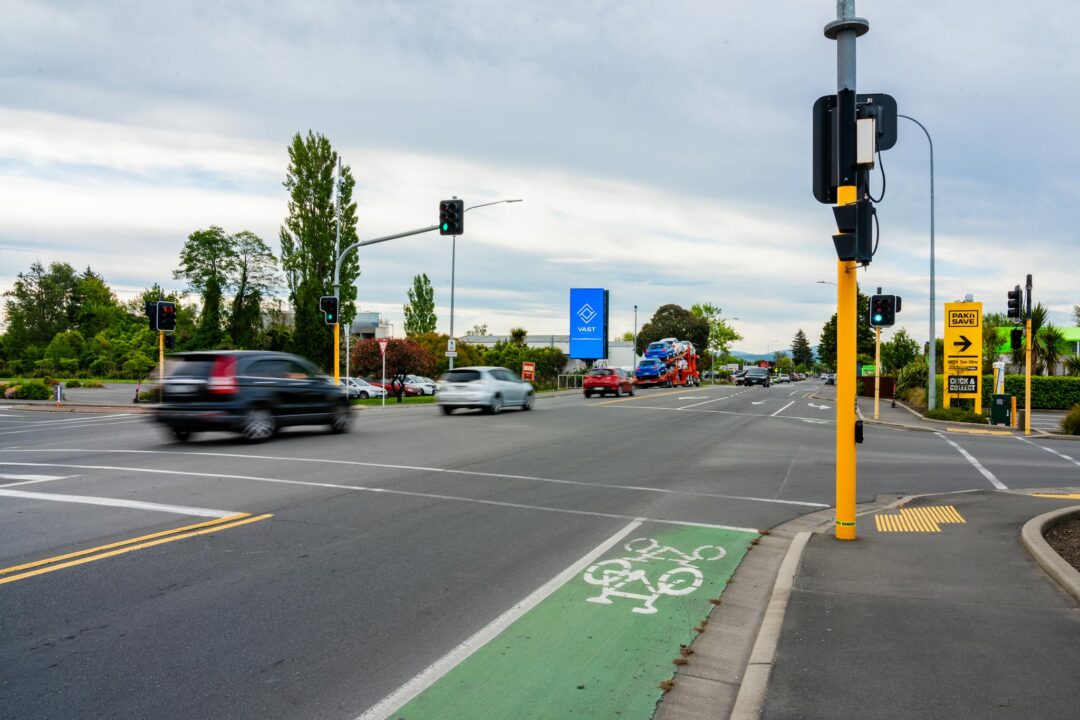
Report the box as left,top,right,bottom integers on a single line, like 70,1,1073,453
339,377,386,399
369,378,422,397
743,367,771,387
154,351,351,442
437,366,534,415
405,374,438,395
644,340,674,360
777,373,791,384
583,367,634,398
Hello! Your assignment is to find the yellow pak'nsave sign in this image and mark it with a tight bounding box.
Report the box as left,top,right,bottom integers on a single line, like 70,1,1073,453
943,301,983,411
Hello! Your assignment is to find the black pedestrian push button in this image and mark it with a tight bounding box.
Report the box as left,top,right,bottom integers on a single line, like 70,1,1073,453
855,419,864,444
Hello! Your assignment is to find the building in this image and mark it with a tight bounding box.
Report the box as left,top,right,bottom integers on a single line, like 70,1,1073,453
458,335,640,372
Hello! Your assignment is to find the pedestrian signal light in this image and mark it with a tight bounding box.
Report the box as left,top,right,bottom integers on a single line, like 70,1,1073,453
1006,285,1022,319
439,199,464,236
320,295,339,325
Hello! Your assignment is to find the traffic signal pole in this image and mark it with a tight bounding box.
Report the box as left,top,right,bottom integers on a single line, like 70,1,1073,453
827,0,868,541
1025,275,1033,435
874,325,881,420
159,330,165,387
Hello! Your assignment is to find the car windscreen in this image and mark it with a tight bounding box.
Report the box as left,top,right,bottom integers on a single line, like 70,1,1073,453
442,370,482,383
166,356,217,378
587,369,613,377
647,343,665,350
746,368,767,377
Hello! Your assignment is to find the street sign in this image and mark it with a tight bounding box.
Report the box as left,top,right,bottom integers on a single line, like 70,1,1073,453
378,339,388,356
860,364,875,377
447,339,456,352
944,301,983,413
522,361,535,381
445,350,458,358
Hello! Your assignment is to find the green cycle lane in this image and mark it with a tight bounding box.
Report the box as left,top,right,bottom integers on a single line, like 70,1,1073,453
391,522,758,719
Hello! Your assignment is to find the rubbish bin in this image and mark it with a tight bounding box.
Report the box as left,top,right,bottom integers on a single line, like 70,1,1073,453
991,394,1012,426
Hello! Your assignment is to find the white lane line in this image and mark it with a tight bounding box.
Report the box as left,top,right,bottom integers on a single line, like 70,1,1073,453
1016,436,1080,468
0,488,236,518
355,520,643,720
0,474,74,488
678,396,708,400
0,460,761,531
936,433,1008,490
679,395,735,410
1,449,827,508
0,413,134,425
610,404,833,425
771,401,796,417
0,418,146,437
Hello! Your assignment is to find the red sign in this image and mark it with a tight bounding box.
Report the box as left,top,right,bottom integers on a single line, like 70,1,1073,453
522,361,536,381
758,361,769,368
378,339,389,355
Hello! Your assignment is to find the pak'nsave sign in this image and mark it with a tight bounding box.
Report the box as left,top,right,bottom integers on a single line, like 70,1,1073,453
569,288,609,360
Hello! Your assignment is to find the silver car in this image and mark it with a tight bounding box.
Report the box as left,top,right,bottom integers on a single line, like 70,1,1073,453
437,366,535,415
339,377,387,399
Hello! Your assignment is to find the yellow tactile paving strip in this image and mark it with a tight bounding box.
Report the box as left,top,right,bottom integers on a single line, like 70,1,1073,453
1031,493,1080,500
875,505,966,533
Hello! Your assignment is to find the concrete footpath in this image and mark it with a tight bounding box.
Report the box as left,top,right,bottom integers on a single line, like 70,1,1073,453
756,490,1080,719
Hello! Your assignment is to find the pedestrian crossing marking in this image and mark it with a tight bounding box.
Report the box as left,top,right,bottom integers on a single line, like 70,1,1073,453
875,505,965,533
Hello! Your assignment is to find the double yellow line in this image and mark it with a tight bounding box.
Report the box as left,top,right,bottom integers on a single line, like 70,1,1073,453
0,513,272,586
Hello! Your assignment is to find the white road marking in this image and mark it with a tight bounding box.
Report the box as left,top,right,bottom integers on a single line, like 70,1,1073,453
0,488,236,518
936,434,1008,490
0,418,145,437
0,473,74,488
1,449,828,508
1016,436,1080,468
0,460,765,529
771,401,796,417
808,403,831,410
678,396,708,400
610,404,834,425
0,413,134,425
355,520,643,720
751,401,766,405
679,395,735,410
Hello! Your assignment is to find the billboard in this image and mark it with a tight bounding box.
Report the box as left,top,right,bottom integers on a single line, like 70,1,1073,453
569,288,608,360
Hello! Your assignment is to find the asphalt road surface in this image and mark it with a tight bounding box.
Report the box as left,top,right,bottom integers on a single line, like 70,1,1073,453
2,384,1078,719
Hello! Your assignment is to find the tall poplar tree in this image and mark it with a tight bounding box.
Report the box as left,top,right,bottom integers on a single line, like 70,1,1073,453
279,131,359,369
403,273,437,336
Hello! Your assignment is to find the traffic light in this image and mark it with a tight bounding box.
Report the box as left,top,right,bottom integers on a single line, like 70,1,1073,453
1010,327,1023,351
439,199,464,236
164,334,175,350
869,294,899,327
831,199,874,264
1007,285,1022,319
145,301,158,331
320,295,339,325
156,301,176,331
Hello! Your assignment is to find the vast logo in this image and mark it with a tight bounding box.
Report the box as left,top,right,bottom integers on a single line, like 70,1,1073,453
577,303,597,324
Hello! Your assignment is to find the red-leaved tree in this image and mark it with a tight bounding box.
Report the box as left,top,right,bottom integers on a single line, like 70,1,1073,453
350,338,436,402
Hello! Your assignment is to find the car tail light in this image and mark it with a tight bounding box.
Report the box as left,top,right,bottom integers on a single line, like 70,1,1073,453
208,356,238,394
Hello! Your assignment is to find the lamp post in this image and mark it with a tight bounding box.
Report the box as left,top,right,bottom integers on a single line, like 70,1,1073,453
898,113,936,409
633,305,638,373
448,198,523,370
816,280,838,286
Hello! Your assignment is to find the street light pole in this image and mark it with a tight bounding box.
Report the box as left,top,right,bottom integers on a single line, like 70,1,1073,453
448,198,523,371
898,114,936,410
633,305,638,373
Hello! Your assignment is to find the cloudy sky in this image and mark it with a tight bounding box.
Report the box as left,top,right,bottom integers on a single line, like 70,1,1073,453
2,0,1077,353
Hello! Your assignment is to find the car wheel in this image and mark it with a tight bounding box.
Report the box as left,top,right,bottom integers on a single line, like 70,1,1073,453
329,404,352,434
172,429,192,443
628,384,635,395
584,389,592,398
487,394,503,415
522,393,534,411
441,405,454,415
241,407,275,442
359,391,369,399
615,386,622,398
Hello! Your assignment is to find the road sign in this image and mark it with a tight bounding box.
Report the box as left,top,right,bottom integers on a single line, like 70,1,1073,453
860,364,875,377
521,361,535,381
378,339,388,356
447,339,456,352
944,301,983,413
445,350,458,358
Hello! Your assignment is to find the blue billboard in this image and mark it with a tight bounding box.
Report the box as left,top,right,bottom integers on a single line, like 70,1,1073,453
569,288,608,360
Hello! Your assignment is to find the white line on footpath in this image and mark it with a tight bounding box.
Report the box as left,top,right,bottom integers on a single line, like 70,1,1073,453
936,433,1008,490
771,401,796,417
1016,436,1080,468
0,488,236,517
354,520,642,720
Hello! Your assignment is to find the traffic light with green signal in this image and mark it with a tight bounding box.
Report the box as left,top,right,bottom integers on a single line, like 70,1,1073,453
869,294,899,327
320,295,339,325
439,199,464,236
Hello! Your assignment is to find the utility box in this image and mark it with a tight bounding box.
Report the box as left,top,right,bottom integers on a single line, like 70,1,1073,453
991,394,1012,426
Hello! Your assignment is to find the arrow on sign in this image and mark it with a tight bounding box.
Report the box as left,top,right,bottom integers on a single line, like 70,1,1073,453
952,335,973,353
808,403,831,410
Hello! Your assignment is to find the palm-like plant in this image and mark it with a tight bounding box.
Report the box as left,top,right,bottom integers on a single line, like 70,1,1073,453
1065,354,1080,377
1011,303,1048,368
1038,324,1066,375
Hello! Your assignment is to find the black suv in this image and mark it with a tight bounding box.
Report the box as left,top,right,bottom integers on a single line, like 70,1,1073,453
743,367,771,387
153,351,351,442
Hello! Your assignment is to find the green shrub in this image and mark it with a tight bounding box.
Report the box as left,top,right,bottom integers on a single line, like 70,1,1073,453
980,375,1080,410
1062,405,1080,435
896,360,927,397
13,380,52,400
66,379,82,388
924,406,988,424
904,387,927,407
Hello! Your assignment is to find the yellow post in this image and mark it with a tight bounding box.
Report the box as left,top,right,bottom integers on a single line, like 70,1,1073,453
874,326,881,420
159,331,165,385
333,322,341,387
1011,395,1017,428
1024,316,1032,435
835,187,857,541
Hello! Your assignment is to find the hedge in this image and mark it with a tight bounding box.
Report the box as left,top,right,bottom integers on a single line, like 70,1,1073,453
923,375,1080,410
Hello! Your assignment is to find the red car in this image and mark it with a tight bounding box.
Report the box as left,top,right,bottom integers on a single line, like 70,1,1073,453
583,368,635,398
368,378,422,397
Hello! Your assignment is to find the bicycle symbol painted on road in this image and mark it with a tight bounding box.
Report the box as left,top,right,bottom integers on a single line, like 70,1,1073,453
583,537,726,614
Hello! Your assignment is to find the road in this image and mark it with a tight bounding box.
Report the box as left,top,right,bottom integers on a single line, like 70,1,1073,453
1,383,1078,719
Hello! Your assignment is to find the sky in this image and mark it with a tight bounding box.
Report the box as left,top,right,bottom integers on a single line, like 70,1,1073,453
1,0,1077,354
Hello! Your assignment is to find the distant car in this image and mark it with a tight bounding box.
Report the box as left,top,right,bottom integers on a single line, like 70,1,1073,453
405,375,438,395
584,367,635,398
369,378,422,397
743,367,771,387
731,369,748,385
340,377,386,400
825,374,835,385
644,341,674,360
777,373,791,384
635,358,668,382
437,366,534,415
154,351,351,442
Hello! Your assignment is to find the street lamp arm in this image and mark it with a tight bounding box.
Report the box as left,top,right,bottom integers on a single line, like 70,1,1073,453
333,224,440,297
465,198,523,213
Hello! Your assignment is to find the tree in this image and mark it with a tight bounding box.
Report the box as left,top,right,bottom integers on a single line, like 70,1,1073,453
690,302,743,357
3,261,80,358
403,273,437,336
818,315,837,370
1073,304,1080,326
509,327,528,347
73,268,123,340
790,329,814,368
350,338,436,402
484,341,567,387
467,323,488,336
228,230,279,349
636,304,709,355
1010,303,1065,374
982,311,1008,370
881,327,920,374
175,226,234,349
619,330,635,342
817,287,872,370
279,131,359,369
411,332,486,376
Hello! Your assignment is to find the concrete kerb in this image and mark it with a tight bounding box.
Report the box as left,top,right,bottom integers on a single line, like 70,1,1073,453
0,401,151,414
1020,504,1080,603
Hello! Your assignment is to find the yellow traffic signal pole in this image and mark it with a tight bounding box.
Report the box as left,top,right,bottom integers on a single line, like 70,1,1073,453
1024,315,1032,435
333,322,340,387
159,330,165,386
826,1,868,541
874,325,881,420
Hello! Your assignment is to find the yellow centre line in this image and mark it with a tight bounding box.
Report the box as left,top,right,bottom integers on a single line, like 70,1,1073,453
0,513,272,586
592,386,725,407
